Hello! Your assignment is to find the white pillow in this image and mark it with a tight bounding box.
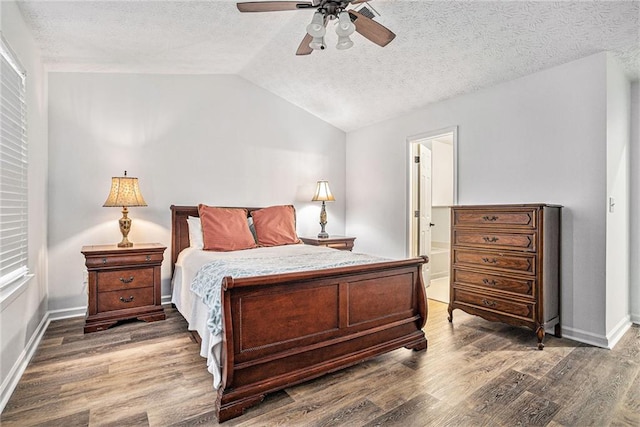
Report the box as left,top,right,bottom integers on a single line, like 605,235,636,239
187,216,204,249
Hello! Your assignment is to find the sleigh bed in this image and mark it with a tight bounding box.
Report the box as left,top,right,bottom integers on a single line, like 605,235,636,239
170,205,428,422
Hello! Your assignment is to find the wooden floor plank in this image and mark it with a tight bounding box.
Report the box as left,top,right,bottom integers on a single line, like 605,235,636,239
362,393,443,427
2,303,638,426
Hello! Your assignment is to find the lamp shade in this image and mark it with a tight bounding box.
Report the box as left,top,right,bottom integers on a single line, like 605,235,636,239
312,180,335,202
103,173,147,207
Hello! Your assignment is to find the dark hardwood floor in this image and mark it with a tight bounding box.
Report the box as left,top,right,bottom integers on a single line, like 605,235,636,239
2,300,638,426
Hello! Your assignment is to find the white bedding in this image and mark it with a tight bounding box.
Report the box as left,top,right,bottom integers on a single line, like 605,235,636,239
171,244,382,389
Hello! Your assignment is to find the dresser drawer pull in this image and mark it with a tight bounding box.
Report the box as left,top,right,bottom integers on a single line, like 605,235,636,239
119,296,134,303
146,255,151,261
482,298,497,307
482,236,499,243
119,276,134,284
482,278,497,286
102,258,107,264
482,257,498,264
482,216,499,222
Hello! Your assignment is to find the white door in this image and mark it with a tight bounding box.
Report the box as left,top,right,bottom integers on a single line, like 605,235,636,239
418,144,432,285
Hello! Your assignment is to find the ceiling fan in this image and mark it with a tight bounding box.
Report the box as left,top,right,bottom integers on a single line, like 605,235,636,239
236,1,396,55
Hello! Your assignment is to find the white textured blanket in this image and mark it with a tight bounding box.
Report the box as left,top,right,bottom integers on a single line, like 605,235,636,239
191,247,385,336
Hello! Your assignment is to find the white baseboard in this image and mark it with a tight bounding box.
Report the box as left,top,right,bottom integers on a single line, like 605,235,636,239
631,312,640,324
47,305,86,321
561,326,609,348
0,311,50,413
562,316,632,349
606,315,632,349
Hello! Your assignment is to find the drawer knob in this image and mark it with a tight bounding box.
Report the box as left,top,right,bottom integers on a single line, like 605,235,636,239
482,278,497,286
102,258,107,264
119,296,134,303
482,298,497,307
482,216,498,222
482,257,498,264
146,255,151,261
119,276,134,284
483,236,499,243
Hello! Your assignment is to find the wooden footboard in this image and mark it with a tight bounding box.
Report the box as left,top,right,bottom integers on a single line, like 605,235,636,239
169,206,428,422
216,258,428,422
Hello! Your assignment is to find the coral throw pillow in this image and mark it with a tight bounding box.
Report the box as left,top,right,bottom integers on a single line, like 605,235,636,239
251,205,301,247
198,205,257,251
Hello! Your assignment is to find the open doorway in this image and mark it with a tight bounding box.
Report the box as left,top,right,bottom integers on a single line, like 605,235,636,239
408,127,457,303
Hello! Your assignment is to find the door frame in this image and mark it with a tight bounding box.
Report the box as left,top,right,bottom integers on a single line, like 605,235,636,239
406,126,459,258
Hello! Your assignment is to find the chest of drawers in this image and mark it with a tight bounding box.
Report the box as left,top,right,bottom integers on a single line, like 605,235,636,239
447,204,561,349
82,243,166,333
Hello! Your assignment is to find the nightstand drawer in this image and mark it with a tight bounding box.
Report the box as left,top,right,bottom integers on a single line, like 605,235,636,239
85,252,164,269
300,236,355,251
324,241,352,250
97,287,154,312
97,268,154,292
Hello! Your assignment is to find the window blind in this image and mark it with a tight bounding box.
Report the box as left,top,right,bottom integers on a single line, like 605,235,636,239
0,37,28,290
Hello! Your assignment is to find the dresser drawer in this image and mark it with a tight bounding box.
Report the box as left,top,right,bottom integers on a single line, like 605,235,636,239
97,268,154,292
453,248,535,275
453,230,537,252
85,252,164,269
453,208,537,229
453,268,534,297
97,287,154,312
453,288,534,320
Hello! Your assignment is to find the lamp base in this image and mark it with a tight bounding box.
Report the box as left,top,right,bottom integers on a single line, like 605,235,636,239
317,201,329,239
117,207,134,248
117,238,133,248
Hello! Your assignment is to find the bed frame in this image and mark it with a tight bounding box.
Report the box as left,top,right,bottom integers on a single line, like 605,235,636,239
170,205,428,422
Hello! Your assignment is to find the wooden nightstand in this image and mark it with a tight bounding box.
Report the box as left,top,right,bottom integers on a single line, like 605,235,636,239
300,236,356,251
82,243,166,333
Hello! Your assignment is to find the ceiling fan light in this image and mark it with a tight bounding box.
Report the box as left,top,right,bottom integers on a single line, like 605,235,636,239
306,11,326,38
336,11,355,36
309,36,326,50
336,35,354,50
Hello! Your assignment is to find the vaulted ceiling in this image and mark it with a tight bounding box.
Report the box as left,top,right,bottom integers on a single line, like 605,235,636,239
16,0,640,131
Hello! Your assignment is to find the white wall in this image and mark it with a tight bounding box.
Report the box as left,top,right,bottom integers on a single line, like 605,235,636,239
0,0,49,410
605,54,631,344
346,53,611,345
631,81,640,324
47,72,346,314
431,140,454,207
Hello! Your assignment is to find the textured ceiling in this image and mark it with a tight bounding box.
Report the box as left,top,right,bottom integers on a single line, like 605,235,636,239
16,0,640,131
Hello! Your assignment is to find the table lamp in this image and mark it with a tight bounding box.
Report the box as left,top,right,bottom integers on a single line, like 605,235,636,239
103,171,147,247
311,180,335,238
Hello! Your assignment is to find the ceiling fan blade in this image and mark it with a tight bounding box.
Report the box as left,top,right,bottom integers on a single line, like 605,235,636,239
348,10,396,47
237,1,314,13
296,33,314,55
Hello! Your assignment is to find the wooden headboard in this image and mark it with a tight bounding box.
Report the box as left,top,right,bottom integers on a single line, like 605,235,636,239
169,205,261,274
